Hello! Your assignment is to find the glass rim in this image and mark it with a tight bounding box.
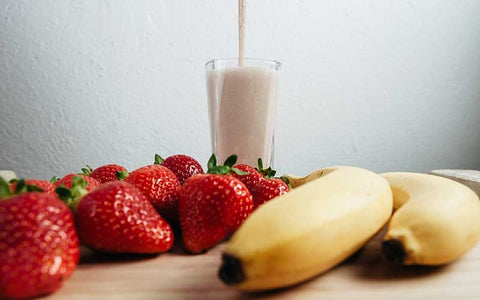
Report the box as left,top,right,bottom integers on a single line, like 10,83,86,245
205,58,281,69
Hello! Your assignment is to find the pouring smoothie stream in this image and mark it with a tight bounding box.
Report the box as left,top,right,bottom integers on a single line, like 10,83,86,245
206,0,281,167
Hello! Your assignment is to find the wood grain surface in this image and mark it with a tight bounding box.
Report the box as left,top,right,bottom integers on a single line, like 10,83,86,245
48,229,480,300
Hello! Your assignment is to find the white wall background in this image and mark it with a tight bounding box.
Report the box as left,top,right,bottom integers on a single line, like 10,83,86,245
1,0,479,179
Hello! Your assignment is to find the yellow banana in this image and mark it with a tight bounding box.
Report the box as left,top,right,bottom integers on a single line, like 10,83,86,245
382,172,480,265
219,166,393,291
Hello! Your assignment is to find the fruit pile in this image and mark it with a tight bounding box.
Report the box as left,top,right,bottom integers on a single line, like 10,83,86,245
1,157,480,299
0,154,288,299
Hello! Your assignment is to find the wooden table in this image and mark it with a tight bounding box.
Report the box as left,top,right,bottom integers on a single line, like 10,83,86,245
49,229,480,300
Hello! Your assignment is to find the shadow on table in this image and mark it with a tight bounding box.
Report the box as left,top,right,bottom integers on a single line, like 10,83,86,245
346,231,450,281
223,229,451,299
79,227,207,264
79,247,160,264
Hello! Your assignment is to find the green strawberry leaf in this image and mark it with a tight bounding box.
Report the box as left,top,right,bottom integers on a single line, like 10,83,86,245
57,176,89,211
154,154,164,165
207,153,247,175
256,158,276,178
14,179,26,194
207,154,217,170
0,177,12,199
72,176,87,189
116,170,129,180
0,178,44,199
231,167,249,175
56,186,72,202
80,165,93,176
50,176,59,183
279,176,292,189
208,165,230,174
26,185,44,192
223,154,238,168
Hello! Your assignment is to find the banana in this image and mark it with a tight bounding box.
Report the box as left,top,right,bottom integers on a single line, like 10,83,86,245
382,172,480,265
219,166,393,291
431,169,480,196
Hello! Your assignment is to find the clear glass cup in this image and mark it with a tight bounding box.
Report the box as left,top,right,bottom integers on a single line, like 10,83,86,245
206,58,281,168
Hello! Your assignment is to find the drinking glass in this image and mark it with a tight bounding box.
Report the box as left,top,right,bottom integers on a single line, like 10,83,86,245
206,58,281,167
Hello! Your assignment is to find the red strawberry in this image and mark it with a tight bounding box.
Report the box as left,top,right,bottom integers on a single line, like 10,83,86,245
89,164,128,183
233,158,284,193
55,174,100,192
155,154,204,184
0,180,80,299
124,164,180,221
231,164,264,191
10,179,56,196
250,178,290,209
75,181,174,253
178,154,253,253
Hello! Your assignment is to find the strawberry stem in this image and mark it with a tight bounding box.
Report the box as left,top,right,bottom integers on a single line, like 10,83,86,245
56,176,89,211
50,176,59,183
207,154,248,175
256,158,276,178
279,176,293,189
0,177,45,200
258,158,264,170
80,165,93,176
116,170,129,180
13,179,44,193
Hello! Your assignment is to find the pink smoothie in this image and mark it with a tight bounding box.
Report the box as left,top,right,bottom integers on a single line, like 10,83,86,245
207,65,279,167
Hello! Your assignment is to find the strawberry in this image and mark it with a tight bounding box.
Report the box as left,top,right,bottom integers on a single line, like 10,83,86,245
155,154,204,184
75,181,174,253
55,174,100,192
124,164,180,221
231,164,264,191
0,178,80,299
250,178,290,209
88,164,128,183
231,158,278,191
178,154,253,253
10,179,56,196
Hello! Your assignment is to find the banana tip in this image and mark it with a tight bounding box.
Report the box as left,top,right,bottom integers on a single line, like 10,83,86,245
218,253,246,285
382,239,406,264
